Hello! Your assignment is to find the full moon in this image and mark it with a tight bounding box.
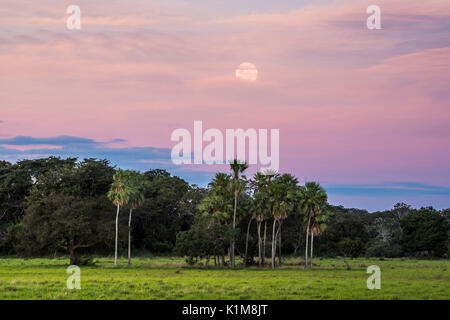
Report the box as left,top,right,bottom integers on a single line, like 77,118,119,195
235,62,258,82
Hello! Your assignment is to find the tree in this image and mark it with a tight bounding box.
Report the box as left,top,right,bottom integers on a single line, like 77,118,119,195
126,171,149,266
132,170,192,253
229,159,248,268
0,161,32,253
200,173,233,224
14,158,116,264
338,238,365,258
107,169,132,266
17,195,115,265
249,172,270,266
198,173,233,265
321,206,370,256
267,173,298,269
299,182,328,269
401,207,448,257
175,215,234,267
309,212,330,268
393,202,412,221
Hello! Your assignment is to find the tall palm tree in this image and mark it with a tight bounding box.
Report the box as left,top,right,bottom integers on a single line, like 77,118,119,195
268,174,297,269
229,159,248,268
309,213,328,269
107,169,132,267
204,173,233,224
298,182,328,269
249,173,268,266
209,173,232,199
126,171,148,266
275,174,299,266
261,169,277,266
198,173,233,265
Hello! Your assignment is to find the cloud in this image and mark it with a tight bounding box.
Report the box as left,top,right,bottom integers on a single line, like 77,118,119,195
0,135,98,146
1,135,449,210
325,182,450,211
1,0,449,210
324,182,450,197
0,135,169,162
0,134,214,186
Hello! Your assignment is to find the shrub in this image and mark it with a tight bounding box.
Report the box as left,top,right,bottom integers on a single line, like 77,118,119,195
365,239,403,258
338,238,365,258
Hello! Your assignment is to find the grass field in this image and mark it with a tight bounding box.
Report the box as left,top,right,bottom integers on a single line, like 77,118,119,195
0,256,449,300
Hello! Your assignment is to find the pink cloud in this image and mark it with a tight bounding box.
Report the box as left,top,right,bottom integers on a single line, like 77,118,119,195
0,0,449,191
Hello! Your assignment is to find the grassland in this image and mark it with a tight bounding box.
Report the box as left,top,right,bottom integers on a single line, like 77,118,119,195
0,256,449,300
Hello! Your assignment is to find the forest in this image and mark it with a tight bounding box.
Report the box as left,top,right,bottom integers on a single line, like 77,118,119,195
0,157,448,267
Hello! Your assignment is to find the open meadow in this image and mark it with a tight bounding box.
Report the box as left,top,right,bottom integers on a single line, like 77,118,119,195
0,257,449,300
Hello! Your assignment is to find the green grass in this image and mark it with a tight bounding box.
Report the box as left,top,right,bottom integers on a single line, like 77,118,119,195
0,256,449,299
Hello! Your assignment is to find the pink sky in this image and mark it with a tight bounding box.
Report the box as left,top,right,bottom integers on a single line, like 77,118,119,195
1,0,449,210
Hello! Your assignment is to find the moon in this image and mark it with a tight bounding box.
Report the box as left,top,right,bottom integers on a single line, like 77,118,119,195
235,62,258,82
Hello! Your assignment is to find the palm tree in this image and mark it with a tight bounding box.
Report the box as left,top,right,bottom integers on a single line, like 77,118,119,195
249,173,269,266
261,169,277,266
309,213,328,269
107,169,132,267
244,210,253,266
204,173,233,224
209,173,232,199
299,182,328,269
275,174,299,266
126,171,148,266
229,159,248,268
268,173,297,269
198,173,233,266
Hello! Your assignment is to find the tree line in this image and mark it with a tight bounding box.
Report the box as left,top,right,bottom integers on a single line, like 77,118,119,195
0,157,448,267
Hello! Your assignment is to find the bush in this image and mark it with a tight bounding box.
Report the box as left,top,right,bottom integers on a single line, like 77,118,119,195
77,257,98,266
338,238,365,258
175,217,234,262
365,239,403,258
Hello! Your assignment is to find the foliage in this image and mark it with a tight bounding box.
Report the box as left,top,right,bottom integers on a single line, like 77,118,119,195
13,159,116,264
175,216,234,264
401,207,448,257
131,169,199,253
338,238,365,258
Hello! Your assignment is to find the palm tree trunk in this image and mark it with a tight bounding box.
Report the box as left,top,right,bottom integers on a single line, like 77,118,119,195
114,204,120,267
278,221,282,265
271,219,277,269
262,221,267,266
310,231,314,269
128,208,133,266
257,221,262,266
244,218,252,266
231,190,238,268
305,216,311,269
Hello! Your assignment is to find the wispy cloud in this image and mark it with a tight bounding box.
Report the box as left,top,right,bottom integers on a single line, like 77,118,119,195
0,135,213,185
325,182,450,197
0,135,99,146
